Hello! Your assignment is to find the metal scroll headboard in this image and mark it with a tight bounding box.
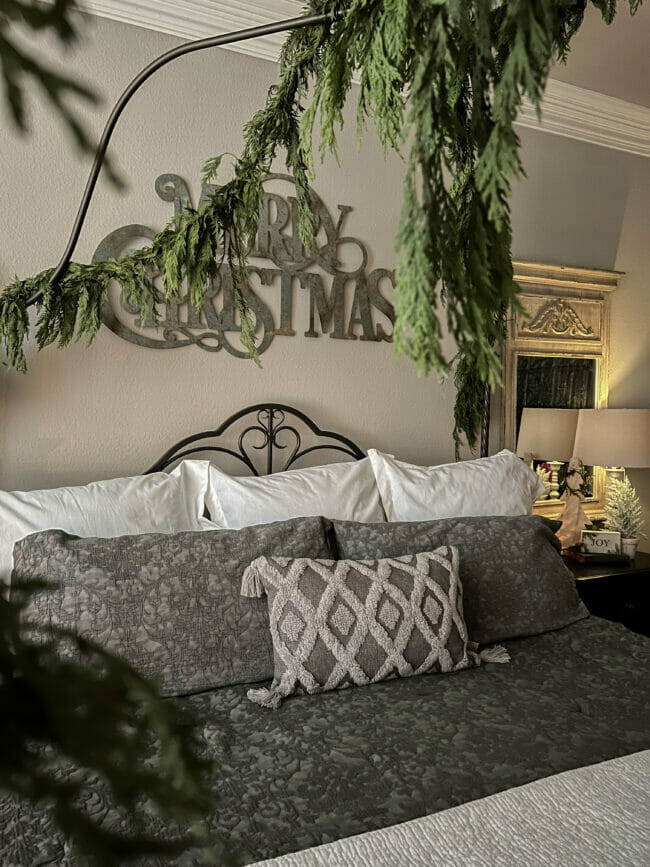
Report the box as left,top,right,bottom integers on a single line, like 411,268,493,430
146,404,365,475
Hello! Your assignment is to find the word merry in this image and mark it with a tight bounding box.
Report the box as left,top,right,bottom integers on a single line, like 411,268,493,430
95,173,396,357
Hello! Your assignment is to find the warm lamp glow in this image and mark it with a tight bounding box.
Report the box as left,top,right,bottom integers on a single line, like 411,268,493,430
516,408,581,502
573,409,650,468
516,408,580,462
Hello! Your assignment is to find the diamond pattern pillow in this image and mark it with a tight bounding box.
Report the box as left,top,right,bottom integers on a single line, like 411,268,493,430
241,547,479,709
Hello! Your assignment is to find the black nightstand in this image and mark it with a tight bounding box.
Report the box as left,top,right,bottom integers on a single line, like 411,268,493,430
564,551,650,638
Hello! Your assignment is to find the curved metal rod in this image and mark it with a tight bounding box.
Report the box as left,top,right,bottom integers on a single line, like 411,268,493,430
26,10,338,307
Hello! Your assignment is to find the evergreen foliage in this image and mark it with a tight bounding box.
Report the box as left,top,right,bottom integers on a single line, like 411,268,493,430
605,476,645,539
0,1,642,450
453,355,487,461
0,3,644,858
0,0,121,184
453,306,505,458
1,582,228,864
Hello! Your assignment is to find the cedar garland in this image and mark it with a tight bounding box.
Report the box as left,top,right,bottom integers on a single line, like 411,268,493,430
0,0,642,452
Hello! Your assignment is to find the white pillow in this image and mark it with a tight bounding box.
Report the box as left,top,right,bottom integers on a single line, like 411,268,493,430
0,460,214,587
205,458,385,529
368,449,546,522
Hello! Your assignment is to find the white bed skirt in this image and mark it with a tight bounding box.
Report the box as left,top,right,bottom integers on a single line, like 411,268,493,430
254,750,650,867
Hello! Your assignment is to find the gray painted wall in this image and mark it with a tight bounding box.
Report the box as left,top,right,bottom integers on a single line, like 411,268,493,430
550,4,650,108
0,15,648,547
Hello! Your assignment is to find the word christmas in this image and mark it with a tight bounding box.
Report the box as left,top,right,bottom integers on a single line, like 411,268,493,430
95,173,396,357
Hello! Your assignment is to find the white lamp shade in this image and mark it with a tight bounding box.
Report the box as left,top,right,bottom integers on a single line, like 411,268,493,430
573,409,650,468
516,408,580,462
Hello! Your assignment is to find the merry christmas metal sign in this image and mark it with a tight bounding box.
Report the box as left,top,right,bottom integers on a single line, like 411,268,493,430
95,173,395,357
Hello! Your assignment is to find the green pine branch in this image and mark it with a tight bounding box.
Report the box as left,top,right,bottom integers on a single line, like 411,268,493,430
0,0,643,440
0,1,122,185
1,582,229,864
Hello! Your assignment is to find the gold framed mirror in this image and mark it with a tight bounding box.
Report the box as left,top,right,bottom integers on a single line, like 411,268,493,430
496,261,623,519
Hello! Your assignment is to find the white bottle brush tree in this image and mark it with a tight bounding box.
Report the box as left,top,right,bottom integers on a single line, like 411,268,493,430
605,477,645,539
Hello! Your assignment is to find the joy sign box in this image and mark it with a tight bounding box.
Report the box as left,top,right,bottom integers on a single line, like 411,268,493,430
581,530,622,555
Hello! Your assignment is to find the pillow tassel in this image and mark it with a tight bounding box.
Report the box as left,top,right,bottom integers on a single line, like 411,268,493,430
469,642,510,666
241,563,264,598
478,644,510,664
247,686,282,710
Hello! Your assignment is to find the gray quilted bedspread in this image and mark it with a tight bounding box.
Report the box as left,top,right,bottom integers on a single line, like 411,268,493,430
255,751,650,866
2,617,649,866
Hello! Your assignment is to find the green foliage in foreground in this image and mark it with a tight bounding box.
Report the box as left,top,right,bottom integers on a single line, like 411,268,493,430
0,0,120,184
0,9,644,856
1,583,227,865
0,1,642,451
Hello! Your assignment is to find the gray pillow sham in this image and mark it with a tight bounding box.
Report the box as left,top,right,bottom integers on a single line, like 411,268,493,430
241,548,474,709
331,515,588,644
12,517,336,697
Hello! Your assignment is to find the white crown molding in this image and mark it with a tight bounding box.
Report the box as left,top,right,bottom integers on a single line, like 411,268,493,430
78,0,650,158
518,80,650,158
79,0,305,64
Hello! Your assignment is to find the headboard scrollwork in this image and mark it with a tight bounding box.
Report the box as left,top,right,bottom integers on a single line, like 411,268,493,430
146,404,365,475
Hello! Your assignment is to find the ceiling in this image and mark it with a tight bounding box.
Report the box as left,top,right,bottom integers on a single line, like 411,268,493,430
73,1,650,157
550,4,650,108
278,1,650,109
78,3,650,107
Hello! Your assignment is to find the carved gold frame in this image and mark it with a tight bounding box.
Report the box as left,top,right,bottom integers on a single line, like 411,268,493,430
497,261,624,520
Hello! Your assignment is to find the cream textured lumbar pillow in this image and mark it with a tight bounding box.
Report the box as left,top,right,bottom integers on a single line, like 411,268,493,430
367,449,546,522
241,548,508,709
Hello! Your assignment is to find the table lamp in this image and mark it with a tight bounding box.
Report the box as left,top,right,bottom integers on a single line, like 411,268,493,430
516,408,580,499
573,409,650,482
573,409,649,557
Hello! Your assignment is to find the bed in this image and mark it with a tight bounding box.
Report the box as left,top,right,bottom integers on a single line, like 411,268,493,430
1,404,649,865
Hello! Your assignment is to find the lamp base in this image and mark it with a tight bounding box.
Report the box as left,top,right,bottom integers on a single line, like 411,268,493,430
548,460,563,500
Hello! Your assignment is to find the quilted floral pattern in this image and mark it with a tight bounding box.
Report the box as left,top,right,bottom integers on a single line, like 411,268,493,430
13,517,336,696
1,618,648,866
331,515,588,644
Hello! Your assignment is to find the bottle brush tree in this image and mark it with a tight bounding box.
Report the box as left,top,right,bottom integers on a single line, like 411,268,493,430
605,477,645,539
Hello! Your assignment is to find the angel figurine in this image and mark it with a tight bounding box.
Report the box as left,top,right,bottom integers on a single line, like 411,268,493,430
535,462,552,499
556,457,592,550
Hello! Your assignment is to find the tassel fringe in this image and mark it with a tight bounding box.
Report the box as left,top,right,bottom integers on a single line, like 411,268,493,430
247,687,282,710
469,642,511,667
478,644,510,664
241,563,264,598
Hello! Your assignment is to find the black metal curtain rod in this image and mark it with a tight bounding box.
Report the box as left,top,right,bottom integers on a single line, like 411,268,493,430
26,10,339,307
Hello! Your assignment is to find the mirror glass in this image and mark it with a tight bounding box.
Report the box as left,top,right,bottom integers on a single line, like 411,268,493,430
516,355,598,500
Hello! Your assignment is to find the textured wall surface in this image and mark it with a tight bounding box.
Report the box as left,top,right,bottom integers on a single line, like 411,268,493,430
549,4,650,108
609,159,650,551
0,14,648,547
